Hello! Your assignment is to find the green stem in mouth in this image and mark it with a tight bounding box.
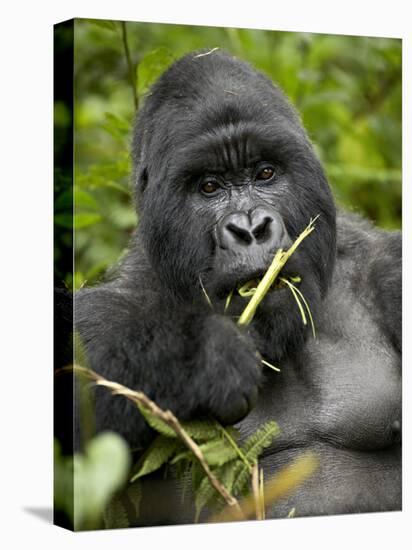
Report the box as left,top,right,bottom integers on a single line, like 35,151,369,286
261,359,281,372
280,277,316,339
237,250,284,325
199,276,213,309
224,288,234,312
236,215,318,327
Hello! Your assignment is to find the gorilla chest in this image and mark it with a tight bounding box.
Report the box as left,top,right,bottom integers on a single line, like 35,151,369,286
241,320,401,452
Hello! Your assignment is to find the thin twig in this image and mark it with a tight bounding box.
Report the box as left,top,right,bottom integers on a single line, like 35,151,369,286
71,365,244,517
252,462,263,520
218,425,252,471
120,21,138,111
194,48,219,58
280,277,316,338
224,289,234,312
259,467,265,520
199,276,213,310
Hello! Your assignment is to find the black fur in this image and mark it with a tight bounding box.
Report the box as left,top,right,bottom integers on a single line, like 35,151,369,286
75,50,401,521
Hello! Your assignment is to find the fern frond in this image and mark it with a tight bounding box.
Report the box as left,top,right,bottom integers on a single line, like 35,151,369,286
125,480,142,519
242,421,280,459
194,461,238,522
131,435,181,481
137,404,177,438
232,421,280,496
103,495,129,529
182,420,221,440
198,439,238,466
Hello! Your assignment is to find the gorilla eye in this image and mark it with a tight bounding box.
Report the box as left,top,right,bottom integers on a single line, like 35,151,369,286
200,180,219,195
256,166,275,181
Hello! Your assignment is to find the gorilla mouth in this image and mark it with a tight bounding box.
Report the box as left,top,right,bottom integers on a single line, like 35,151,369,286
236,273,299,297
214,259,301,299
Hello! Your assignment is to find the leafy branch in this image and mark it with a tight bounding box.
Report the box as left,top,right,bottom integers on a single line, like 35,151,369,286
72,364,244,518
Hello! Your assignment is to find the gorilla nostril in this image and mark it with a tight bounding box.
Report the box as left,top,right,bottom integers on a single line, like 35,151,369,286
217,207,286,250
226,223,253,245
252,216,272,242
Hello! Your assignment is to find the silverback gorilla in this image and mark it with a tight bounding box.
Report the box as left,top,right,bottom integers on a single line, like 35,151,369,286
75,50,402,522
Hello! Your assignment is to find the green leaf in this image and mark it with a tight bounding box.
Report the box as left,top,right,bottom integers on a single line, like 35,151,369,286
54,213,73,228
74,213,102,229
242,421,280,459
137,404,177,438
229,461,250,498
191,461,205,493
194,474,217,522
198,439,237,467
55,190,72,212
102,112,131,141
137,48,175,97
103,495,129,529
232,421,279,496
125,480,142,518
131,436,181,481
54,439,74,518
194,461,238,521
182,420,221,440
75,155,131,194
97,180,131,195
72,432,131,530
74,188,99,211
170,449,192,465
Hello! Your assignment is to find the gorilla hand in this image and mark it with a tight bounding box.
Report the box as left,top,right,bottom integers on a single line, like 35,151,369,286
193,315,261,425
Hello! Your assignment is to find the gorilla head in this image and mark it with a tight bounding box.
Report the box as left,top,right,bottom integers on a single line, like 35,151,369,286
131,50,337,360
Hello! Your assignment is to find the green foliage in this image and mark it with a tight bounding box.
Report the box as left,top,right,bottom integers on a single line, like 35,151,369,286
232,421,280,496
103,480,142,529
136,405,224,440
103,495,129,529
127,416,279,521
197,439,238,466
181,420,223,440
54,433,131,530
194,461,237,522
131,435,182,481
136,405,177,438
137,47,176,98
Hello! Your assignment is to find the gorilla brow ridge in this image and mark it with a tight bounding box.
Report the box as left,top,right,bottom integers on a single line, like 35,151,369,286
169,123,304,185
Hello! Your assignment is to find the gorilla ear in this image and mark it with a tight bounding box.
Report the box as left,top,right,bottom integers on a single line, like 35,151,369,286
138,167,149,195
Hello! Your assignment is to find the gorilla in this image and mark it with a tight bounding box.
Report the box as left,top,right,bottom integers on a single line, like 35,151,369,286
75,50,401,522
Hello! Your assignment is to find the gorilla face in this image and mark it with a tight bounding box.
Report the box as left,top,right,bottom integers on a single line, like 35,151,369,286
133,51,336,343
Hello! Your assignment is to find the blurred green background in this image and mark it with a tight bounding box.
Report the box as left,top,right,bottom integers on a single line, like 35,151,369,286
56,19,402,290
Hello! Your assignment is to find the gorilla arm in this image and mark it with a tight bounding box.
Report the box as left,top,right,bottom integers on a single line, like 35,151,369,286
369,231,402,354
74,287,261,450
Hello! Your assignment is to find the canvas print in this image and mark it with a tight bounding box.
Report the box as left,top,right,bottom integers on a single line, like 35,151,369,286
54,19,402,530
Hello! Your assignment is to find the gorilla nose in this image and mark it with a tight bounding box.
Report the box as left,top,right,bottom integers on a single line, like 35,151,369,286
217,206,285,251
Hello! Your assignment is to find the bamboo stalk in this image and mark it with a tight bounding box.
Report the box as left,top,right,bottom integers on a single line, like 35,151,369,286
237,216,319,326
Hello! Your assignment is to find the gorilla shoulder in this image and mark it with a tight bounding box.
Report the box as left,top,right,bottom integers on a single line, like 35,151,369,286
335,210,401,353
